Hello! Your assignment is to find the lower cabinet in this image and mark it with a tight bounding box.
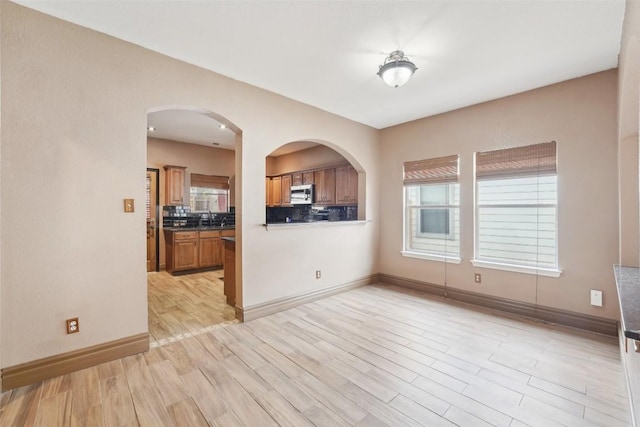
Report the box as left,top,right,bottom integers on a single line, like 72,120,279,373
223,238,236,306
165,229,234,274
170,232,199,272
199,231,222,267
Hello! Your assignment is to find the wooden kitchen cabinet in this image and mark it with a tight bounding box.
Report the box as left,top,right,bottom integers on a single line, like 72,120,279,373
265,177,272,206
165,229,234,274
314,168,336,204
198,230,222,268
303,172,314,185
271,176,282,206
164,165,186,205
221,229,234,268
168,231,199,272
281,175,292,206
292,171,314,186
223,238,236,307
335,165,358,205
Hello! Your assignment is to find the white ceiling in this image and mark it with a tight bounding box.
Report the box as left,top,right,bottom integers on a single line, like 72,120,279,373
16,0,625,140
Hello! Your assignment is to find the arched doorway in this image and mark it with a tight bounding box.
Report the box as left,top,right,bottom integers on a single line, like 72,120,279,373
145,106,242,346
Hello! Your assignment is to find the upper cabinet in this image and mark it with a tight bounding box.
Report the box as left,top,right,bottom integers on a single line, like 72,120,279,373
267,164,358,207
271,176,282,206
314,168,336,205
164,165,186,205
265,177,272,206
292,171,314,186
335,165,358,205
281,175,292,206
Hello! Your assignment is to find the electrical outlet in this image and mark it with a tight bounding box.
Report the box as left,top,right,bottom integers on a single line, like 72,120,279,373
316,270,321,279
474,273,482,284
590,290,603,307
66,318,79,334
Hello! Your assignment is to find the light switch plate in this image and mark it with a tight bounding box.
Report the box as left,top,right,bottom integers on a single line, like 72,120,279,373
124,199,134,213
590,289,603,307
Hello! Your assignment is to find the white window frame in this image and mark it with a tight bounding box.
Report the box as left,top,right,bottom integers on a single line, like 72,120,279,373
472,146,562,277
416,184,456,240
403,182,461,263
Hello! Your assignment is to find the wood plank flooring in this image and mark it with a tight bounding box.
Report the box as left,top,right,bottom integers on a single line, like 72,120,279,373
0,283,632,426
147,270,237,347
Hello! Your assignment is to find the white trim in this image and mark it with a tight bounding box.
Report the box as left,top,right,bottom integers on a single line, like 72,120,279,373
470,259,562,277
401,251,462,264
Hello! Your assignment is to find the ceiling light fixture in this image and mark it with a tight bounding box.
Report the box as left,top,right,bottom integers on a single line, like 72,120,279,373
147,126,156,131
377,50,417,88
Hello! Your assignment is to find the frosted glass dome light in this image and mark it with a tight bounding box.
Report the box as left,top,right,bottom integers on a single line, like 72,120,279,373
377,50,417,88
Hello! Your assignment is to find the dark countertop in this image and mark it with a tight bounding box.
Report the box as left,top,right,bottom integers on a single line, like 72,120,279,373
613,265,640,340
163,226,235,232
222,237,235,243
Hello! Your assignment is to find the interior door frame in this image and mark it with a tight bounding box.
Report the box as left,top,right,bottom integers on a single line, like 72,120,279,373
147,168,160,272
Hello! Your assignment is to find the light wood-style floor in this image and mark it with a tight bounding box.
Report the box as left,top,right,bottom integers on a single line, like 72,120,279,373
0,283,631,426
147,270,237,347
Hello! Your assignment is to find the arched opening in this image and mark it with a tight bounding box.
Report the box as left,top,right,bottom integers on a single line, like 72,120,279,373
265,140,365,224
145,106,242,346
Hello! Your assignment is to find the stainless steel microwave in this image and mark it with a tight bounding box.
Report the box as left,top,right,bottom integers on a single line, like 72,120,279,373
291,184,314,205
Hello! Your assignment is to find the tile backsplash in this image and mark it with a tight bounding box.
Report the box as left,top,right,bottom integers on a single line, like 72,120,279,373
162,205,235,228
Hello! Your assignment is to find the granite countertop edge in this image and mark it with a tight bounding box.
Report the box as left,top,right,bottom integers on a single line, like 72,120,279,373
613,265,640,340
163,226,236,231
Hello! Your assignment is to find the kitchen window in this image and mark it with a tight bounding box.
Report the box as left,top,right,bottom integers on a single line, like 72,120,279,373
472,141,561,277
403,155,460,262
189,173,229,213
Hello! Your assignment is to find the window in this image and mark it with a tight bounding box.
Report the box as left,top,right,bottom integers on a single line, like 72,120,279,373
473,141,560,276
403,155,460,261
417,185,455,237
189,174,229,213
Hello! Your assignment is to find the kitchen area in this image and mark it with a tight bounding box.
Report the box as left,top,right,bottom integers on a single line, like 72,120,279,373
161,166,238,308
265,144,360,225
146,114,238,345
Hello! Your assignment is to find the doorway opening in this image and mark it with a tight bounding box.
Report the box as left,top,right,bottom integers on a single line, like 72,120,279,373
146,107,240,347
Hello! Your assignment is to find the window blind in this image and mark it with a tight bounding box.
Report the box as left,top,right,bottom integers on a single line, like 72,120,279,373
475,141,558,271
190,174,229,190
403,154,459,185
476,141,556,180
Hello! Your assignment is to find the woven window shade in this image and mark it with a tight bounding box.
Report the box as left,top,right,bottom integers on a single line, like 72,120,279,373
476,141,556,180
191,174,229,190
403,155,459,185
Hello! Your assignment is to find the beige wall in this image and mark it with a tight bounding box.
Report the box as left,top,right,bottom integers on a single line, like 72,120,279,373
0,3,380,368
147,137,235,268
618,0,640,420
619,0,640,268
267,145,349,176
379,70,620,319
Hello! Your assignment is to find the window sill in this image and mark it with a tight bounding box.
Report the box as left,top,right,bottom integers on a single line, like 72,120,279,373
470,259,562,277
401,251,462,264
